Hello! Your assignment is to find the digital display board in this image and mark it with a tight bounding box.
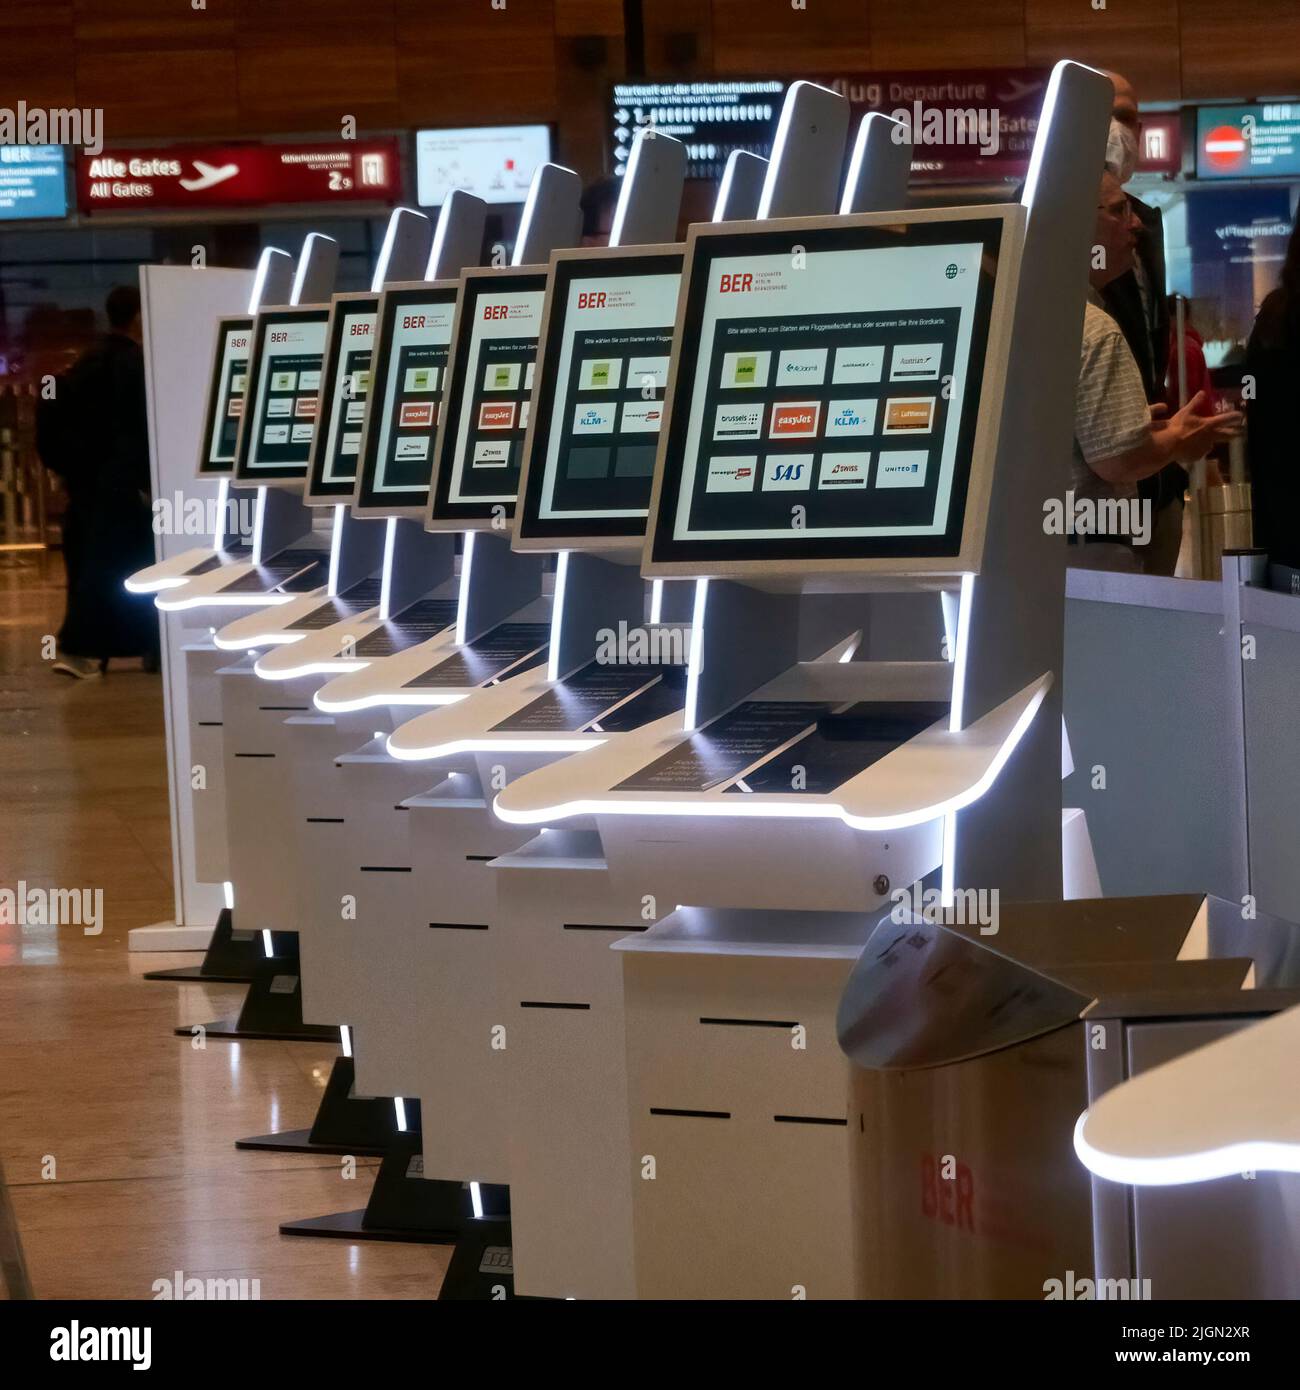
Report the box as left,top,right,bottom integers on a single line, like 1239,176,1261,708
516,247,682,546
612,81,784,182
427,268,548,527
0,145,68,221
233,307,329,482
415,126,552,206
1197,104,1300,180
304,292,378,503
353,283,459,515
198,315,254,478
646,213,1011,571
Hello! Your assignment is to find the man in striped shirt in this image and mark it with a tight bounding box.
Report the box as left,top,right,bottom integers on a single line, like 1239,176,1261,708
1070,171,1242,572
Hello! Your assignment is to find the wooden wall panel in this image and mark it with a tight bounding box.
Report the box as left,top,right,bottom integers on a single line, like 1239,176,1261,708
74,49,240,139
712,0,872,76
395,0,557,127
235,0,396,49
1180,0,1300,100
553,0,624,38
1024,0,1182,101
237,45,401,134
0,3,77,111
73,0,237,49
869,0,1027,71
642,0,715,76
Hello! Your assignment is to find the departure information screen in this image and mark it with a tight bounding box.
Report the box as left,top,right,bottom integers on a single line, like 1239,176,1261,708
235,307,329,482
648,218,1004,565
517,249,682,543
198,315,253,477
306,293,378,501
354,285,459,513
429,269,548,524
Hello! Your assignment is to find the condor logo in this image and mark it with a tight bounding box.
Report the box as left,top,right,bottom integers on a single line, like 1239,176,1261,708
769,402,820,439
719,273,753,293
577,292,607,309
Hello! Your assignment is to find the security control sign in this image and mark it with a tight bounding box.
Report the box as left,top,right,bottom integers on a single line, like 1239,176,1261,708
0,145,68,221
1197,104,1300,179
77,139,400,212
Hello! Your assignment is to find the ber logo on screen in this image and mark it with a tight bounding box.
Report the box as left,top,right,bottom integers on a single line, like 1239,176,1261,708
719,273,753,293
577,292,608,309
483,304,509,320
769,402,820,438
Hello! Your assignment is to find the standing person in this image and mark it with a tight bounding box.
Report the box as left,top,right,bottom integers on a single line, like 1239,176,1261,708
37,285,159,678
1101,70,1184,575
1244,213,1300,571
1071,170,1242,573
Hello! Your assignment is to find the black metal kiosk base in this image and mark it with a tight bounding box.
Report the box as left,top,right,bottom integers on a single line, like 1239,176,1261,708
236,1056,393,1157
279,1127,509,1248
144,908,266,983
175,935,339,1043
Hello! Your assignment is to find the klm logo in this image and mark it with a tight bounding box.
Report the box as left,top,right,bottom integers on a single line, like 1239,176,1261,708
834,411,861,429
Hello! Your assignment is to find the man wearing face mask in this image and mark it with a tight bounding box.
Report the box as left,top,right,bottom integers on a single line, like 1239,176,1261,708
1100,71,1182,575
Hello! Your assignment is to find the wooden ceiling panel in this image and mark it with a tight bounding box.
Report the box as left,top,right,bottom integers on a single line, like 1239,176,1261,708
1024,0,1182,101
74,48,240,138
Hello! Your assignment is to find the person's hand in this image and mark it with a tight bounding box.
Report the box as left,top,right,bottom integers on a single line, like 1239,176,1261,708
1167,390,1243,463
1149,402,1169,422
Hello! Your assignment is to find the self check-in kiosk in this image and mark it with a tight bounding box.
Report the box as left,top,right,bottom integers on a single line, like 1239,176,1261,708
490,61,1115,1297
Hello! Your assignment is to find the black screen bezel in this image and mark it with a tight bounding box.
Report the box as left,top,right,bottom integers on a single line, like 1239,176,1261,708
232,305,331,484
647,217,1004,567
197,314,254,479
516,249,683,544
353,283,460,514
305,293,380,502
427,268,549,526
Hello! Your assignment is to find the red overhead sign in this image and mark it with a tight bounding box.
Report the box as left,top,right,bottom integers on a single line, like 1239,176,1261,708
77,139,401,213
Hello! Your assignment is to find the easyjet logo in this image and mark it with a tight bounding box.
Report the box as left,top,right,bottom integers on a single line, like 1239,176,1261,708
769,402,820,437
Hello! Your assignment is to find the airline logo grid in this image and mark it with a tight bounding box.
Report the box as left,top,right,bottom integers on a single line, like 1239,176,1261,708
375,339,447,488
458,335,536,496
251,336,325,470
545,326,672,516
696,309,958,529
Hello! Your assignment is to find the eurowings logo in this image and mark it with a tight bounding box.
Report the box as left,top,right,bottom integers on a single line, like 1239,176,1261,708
180,159,239,192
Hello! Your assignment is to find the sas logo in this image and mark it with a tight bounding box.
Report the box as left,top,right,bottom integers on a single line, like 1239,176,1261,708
577,292,608,309
769,402,820,439
762,455,813,491
719,273,754,293
705,456,757,493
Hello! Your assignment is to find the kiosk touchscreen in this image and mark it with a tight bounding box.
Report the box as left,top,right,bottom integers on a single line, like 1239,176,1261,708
644,213,1012,577
233,304,331,484
199,315,255,478
303,292,379,504
514,245,683,549
352,283,460,516
425,267,550,529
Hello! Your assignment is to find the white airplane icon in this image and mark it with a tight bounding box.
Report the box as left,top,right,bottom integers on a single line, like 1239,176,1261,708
180,160,240,192
996,77,1042,104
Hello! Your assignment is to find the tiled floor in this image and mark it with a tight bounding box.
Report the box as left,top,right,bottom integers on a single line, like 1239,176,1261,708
0,558,448,1298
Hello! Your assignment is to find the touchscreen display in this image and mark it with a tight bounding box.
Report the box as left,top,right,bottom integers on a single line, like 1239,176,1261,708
235,307,330,481
517,251,682,542
428,269,548,524
354,286,458,513
198,317,253,476
306,295,378,500
648,217,1005,565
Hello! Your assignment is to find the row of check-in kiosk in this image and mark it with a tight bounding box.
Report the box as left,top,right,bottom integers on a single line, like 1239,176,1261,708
128,63,1299,1299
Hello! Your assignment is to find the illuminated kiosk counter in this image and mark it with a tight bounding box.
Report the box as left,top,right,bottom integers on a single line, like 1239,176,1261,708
493,61,1116,1296
836,894,1300,1299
